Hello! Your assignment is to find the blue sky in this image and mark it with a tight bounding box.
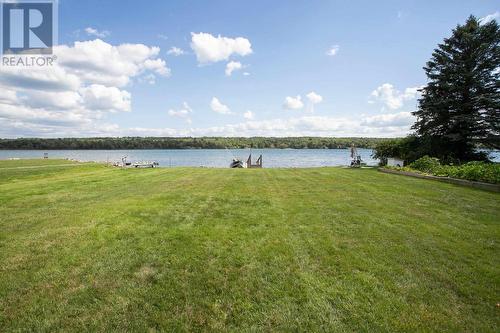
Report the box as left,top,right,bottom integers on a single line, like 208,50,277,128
0,0,498,137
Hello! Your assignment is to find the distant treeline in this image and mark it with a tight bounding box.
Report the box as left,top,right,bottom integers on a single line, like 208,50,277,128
0,137,391,150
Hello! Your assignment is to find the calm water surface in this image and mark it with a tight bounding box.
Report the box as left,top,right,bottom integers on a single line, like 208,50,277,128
1,149,498,168
0,149,378,168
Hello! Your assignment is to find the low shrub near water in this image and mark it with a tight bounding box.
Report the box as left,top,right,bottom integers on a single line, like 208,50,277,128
439,162,500,184
408,156,441,173
372,136,492,166
388,156,500,184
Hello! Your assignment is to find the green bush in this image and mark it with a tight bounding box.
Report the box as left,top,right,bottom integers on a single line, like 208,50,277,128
402,157,500,184
441,162,500,184
409,156,442,173
372,135,492,166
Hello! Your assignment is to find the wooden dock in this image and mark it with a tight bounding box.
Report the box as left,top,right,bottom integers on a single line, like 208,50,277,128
246,154,263,168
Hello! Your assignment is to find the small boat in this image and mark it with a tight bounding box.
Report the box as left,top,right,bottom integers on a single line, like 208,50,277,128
133,161,159,168
230,159,245,168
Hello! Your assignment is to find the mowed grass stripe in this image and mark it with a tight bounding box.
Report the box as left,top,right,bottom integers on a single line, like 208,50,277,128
0,160,498,332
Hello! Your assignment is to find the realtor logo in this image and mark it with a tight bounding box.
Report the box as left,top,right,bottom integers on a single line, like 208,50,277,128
1,0,56,54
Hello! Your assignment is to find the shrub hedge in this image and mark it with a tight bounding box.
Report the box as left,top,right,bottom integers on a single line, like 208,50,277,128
388,156,500,184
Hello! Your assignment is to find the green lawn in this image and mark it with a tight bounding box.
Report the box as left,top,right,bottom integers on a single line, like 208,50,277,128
0,160,498,332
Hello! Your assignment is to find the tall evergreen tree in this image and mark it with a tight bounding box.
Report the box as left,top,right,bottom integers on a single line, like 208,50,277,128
412,16,499,161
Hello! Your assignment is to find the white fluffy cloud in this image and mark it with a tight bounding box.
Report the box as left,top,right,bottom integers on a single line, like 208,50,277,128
85,27,110,38
80,85,131,112
283,95,304,110
0,109,414,138
168,102,193,124
210,97,232,114
225,61,243,76
22,91,83,110
0,88,18,105
306,92,323,104
361,111,414,127
143,58,170,76
190,32,252,64
0,39,169,137
305,91,323,113
370,83,421,110
167,47,185,56
0,65,81,92
113,112,412,138
243,110,254,120
326,45,340,56
56,39,170,87
479,11,499,25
